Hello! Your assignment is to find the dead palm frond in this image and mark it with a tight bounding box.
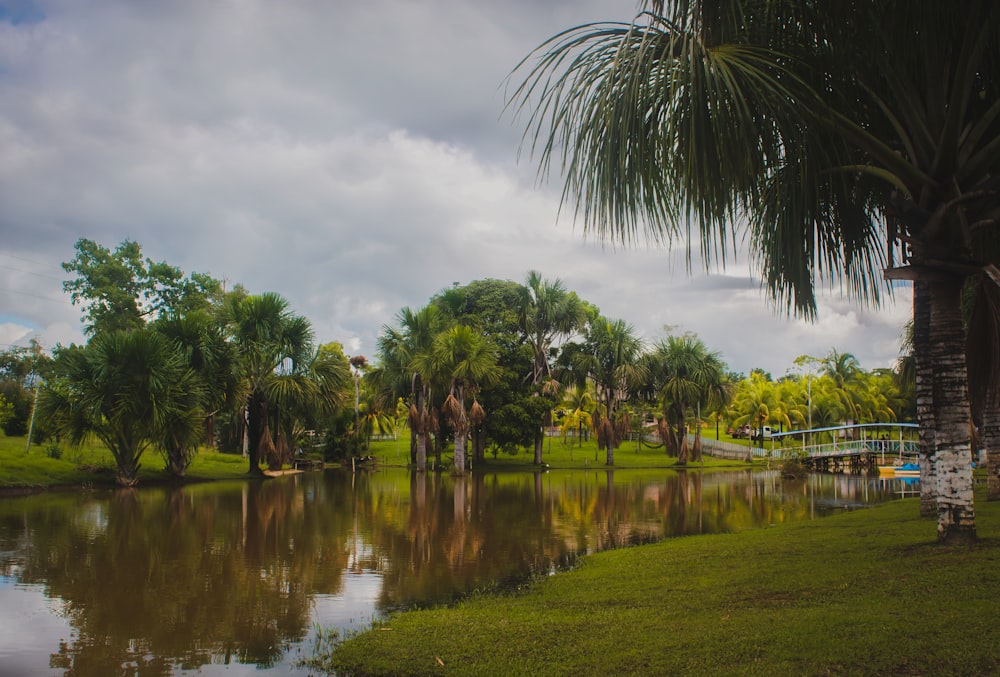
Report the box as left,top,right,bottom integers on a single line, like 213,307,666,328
469,400,486,427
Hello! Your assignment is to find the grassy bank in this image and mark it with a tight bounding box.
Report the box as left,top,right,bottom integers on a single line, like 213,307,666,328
0,434,253,489
314,489,1000,676
2,430,748,491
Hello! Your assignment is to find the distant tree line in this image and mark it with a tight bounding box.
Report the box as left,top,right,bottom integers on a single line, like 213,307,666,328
2,238,917,486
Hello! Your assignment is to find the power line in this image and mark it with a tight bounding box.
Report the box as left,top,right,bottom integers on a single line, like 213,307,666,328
0,286,71,305
0,263,65,283
0,251,53,268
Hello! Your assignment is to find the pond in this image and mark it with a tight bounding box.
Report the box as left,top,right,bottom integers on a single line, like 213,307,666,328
0,468,915,676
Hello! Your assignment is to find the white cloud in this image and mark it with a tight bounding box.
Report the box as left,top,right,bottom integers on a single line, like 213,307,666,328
0,0,911,376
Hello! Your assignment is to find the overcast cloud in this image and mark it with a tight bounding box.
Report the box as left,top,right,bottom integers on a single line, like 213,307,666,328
0,0,911,377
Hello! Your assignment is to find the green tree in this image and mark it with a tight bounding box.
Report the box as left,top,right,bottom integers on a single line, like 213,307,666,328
430,279,542,462
303,342,353,453
512,0,999,543
227,293,315,476
154,312,238,474
373,305,449,472
517,271,588,464
559,384,595,448
643,334,730,464
570,317,645,466
39,329,203,486
426,325,500,473
0,340,53,438
62,238,221,336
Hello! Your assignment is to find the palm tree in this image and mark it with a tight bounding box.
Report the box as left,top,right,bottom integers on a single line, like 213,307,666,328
560,384,595,447
270,341,351,467
374,305,449,472
730,372,778,448
966,278,1000,500
511,0,999,543
518,271,588,464
154,311,238,475
572,317,645,466
227,293,315,476
39,329,203,487
356,387,397,449
819,349,865,424
518,270,587,465
643,334,730,465
424,325,500,474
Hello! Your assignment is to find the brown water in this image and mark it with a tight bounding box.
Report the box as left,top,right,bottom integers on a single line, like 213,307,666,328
0,468,912,676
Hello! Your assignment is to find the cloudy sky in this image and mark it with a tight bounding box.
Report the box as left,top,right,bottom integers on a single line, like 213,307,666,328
0,0,911,377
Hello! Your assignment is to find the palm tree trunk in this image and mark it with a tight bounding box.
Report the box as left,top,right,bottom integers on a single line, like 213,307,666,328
928,275,976,544
533,430,544,465
913,280,936,516
676,404,689,465
605,394,615,466
453,427,467,473
984,406,1000,500
246,391,266,477
415,423,427,473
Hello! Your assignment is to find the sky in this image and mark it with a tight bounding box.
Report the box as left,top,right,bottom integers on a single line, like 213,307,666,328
0,0,912,377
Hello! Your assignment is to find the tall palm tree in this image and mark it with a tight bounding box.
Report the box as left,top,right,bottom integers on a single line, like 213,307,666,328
511,0,1000,543
517,270,587,464
227,293,315,476
643,334,730,464
820,349,864,424
374,305,449,472
572,317,645,466
268,341,351,468
424,325,500,474
560,384,595,447
39,329,203,487
730,372,778,447
154,311,238,474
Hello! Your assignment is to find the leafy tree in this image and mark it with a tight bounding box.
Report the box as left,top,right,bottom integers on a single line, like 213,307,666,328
511,0,999,543
431,279,544,461
62,238,221,336
39,329,203,486
0,340,53,438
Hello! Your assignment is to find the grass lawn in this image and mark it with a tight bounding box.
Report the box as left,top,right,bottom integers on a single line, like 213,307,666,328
366,430,754,471
0,434,255,490
312,486,1000,676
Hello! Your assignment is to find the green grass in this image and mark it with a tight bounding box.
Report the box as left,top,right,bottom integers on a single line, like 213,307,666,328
366,430,753,471
0,434,256,489
2,426,752,490
314,488,1000,676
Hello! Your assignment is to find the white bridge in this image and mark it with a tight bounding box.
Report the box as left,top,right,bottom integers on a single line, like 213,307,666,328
693,422,919,468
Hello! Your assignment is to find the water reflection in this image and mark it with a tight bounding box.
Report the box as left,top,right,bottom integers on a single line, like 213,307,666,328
0,469,909,676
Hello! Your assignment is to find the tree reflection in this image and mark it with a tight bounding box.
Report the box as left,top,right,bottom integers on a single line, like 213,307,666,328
0,476,354,674
0,468,906,675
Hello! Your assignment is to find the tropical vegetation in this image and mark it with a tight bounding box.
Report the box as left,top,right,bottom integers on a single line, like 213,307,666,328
509,0,999,544
4,238,919,489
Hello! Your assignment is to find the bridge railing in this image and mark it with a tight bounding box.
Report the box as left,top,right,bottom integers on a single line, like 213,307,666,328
693,422,919,462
